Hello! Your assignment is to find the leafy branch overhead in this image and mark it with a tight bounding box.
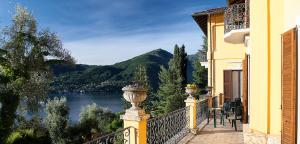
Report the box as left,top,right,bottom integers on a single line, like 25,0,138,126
0,5,74,141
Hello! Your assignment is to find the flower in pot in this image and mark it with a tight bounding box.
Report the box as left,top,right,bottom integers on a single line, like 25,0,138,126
122,83,147,111
185,84,198,99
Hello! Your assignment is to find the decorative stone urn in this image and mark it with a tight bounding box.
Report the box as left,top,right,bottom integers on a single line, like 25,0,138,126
122,83,147,110
185,84,197,99
121,83,150,122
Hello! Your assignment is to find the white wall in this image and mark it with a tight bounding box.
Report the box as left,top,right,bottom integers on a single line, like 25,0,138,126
285,0,300,31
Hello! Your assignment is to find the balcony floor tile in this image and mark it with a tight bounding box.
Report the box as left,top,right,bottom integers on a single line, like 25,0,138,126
188,118,244,144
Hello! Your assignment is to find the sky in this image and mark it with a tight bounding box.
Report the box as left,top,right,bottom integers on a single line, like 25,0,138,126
0,0,226,65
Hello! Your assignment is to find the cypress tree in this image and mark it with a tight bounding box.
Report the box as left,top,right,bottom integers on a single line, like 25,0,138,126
133,65,156,113
179,45,188,87
192,61,208,94
154,44,188,115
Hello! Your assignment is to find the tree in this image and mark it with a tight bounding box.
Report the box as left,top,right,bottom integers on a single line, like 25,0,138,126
170,44,187,91
133,65,156,113
192,61,208,94
0,5,74,141
133,65,150,88
201,36,208,52
45,97,69,144
79,103,115,140
154,45,188,115
193,36,208,95
179,45,188,86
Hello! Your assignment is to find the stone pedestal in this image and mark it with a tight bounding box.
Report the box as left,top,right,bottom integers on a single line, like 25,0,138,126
121,109,150,144
120,84,149,144
185,97,198,134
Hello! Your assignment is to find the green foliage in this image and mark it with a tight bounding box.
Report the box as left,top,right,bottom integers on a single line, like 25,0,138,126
5,128,50,144
133,65,157,113
0,5,74,141
45,97,69,144
154,45,188,115
6,131,22,144
0,90,20,142
78,103,116,141
50,49,173,93
192,36,208,95
192,61,208,95
201,36,208,52
170,44,187,90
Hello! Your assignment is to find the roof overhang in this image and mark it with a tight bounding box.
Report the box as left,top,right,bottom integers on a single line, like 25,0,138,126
192,8,225,36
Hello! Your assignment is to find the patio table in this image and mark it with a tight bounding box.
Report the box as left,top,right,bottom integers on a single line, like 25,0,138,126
210,107,222,128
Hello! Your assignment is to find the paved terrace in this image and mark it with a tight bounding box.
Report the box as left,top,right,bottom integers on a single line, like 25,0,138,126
187,118,244,144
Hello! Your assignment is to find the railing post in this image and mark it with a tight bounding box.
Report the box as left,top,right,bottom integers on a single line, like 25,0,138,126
120,84,150,144
185,97,197,134
185,85,198,134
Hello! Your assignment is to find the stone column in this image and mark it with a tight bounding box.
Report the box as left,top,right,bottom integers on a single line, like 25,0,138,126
185,86,198,134
120,84,150,144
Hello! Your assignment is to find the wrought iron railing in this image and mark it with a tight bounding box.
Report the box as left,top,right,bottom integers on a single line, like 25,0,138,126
196,99,208,126
84,127,136,144
146,106,190,144
224,2,250,34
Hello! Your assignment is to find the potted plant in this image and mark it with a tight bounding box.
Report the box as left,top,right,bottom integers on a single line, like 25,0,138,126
185,84,198,99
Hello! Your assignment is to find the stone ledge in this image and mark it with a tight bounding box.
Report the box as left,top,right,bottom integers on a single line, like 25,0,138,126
120,109,150,121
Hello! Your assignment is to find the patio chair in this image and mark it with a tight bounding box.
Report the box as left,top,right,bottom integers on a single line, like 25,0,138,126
220,101,231,125
235,98,242,107
229,105,243,131
230,101,236,114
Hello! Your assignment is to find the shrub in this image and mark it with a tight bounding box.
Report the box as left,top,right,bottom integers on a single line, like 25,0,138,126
78,103,115,140
45,97,69,144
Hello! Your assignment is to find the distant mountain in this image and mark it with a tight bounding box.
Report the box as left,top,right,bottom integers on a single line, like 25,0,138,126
50,49,202,93
50,49,173,92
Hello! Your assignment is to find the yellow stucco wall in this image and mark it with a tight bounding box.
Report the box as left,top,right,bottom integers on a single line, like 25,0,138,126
250,0,286,135
249,0,272,134
207,14,245,97
205,0,299,136
269,0,284,135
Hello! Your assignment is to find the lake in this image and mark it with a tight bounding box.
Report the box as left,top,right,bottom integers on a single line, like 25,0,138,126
48,92,124,122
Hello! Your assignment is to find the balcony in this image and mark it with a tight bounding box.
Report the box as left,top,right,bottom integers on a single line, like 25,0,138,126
224,2,250,43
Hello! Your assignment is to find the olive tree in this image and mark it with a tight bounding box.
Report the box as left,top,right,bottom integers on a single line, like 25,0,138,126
0,5,74,141
45,97,69,144
79,103,115,139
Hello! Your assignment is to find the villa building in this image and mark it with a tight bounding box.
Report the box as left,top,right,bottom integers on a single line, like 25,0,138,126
85,0,300,144
193,0,299,143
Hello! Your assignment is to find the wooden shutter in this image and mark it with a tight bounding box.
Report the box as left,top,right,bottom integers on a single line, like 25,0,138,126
281,28,297,144
242,55,248,123
224,70,233,102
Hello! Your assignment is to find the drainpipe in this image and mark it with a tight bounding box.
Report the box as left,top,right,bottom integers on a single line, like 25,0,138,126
209,14,213,95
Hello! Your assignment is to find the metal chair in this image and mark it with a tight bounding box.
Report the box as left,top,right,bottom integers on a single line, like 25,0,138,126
229,105,243,131
220,101,231,125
